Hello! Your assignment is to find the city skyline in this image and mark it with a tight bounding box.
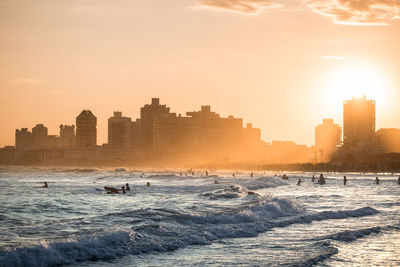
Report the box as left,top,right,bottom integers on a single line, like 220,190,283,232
1,94,394,149
1,0,399,147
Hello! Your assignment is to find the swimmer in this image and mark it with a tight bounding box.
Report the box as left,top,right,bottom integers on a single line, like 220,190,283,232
297,179,301,186
214,180,219,184
319,174,326,185
43,182,48,188
250,172,253,178
125,183,130,191
147,182,150,187
375,177,380,185
122,186,126,194
343,176,347,186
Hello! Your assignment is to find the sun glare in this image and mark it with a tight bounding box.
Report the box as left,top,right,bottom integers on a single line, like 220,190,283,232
328,64,386,102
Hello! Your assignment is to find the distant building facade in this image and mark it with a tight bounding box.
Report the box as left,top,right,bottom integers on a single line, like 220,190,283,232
59,125,76,149
15,128,32,150
343,95,375,146
108,111,132,150
139,98,171,152
376,128,400,153
32,124,48,149
315,119,342,162
76,110,97,148
134,100,262,162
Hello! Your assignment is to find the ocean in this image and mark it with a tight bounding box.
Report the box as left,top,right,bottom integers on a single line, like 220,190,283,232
0,167,399,266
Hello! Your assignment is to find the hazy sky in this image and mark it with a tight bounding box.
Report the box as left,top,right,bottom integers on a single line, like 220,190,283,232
1,0,399,147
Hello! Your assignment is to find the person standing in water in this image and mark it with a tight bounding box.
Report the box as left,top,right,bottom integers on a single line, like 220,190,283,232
43,182,48,188
397,176,400,185
343,176,347,186
125,183,130,191
122,186,126,194
250,172,254,178
297,179,301,186
375,177,380,185
319,174,326,185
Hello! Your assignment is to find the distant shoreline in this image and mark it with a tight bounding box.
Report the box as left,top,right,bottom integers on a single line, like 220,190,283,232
1,161,399,174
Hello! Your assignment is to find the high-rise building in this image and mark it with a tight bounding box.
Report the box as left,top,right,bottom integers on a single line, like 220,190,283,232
139,98,171,151
143,103,261,160
315,119,342,161
376,128,400,153
343,95,375,146
32,124,48,149
59,125,76,149
76,110,97,148
108,111,132,150
15,128,32,150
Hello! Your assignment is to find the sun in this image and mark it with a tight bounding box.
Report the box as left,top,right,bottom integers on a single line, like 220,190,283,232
328,63,386,102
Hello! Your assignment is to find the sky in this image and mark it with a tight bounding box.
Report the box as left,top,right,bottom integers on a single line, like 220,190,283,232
1,0,399,147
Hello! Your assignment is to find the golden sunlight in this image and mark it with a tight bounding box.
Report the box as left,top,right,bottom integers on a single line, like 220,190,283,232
328,63,386,102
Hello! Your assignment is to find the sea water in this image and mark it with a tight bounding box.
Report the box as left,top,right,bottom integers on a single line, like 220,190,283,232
0,167,399,266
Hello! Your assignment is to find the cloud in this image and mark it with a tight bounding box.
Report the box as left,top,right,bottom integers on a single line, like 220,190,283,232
8,78,41,85
200,0,282,14
308,0,400,25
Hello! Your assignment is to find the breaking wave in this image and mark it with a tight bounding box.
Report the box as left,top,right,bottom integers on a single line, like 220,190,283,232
0,202,380,267
203,184,259,199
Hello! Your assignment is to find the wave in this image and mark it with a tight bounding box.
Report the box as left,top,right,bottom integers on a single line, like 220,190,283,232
203,184,259,199
61,168,99,173
244,177,288,190
287,241,338,267
321,226,381,242
175,196,302,225
0,230,141,267
146,174,182,179
0,204,380,267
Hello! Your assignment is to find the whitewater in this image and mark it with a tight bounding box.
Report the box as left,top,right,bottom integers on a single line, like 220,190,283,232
0,167,399,266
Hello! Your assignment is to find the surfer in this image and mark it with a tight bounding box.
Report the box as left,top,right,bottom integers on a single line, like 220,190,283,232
375,177,380,185
282,174,288,180
297,179,301,185
125,183,130,191
319,174,326,185
104,186,119,194
122,186,126,194
344,176,347,186
43,182,48,188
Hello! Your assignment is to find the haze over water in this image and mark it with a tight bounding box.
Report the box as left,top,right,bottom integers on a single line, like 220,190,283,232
0,167,399,266
1,1,400,266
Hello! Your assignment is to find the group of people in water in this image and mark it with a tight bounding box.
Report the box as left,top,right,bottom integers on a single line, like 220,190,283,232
291,174,400,186
104,182,152,194
40,171,400,191
104,183,132,194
